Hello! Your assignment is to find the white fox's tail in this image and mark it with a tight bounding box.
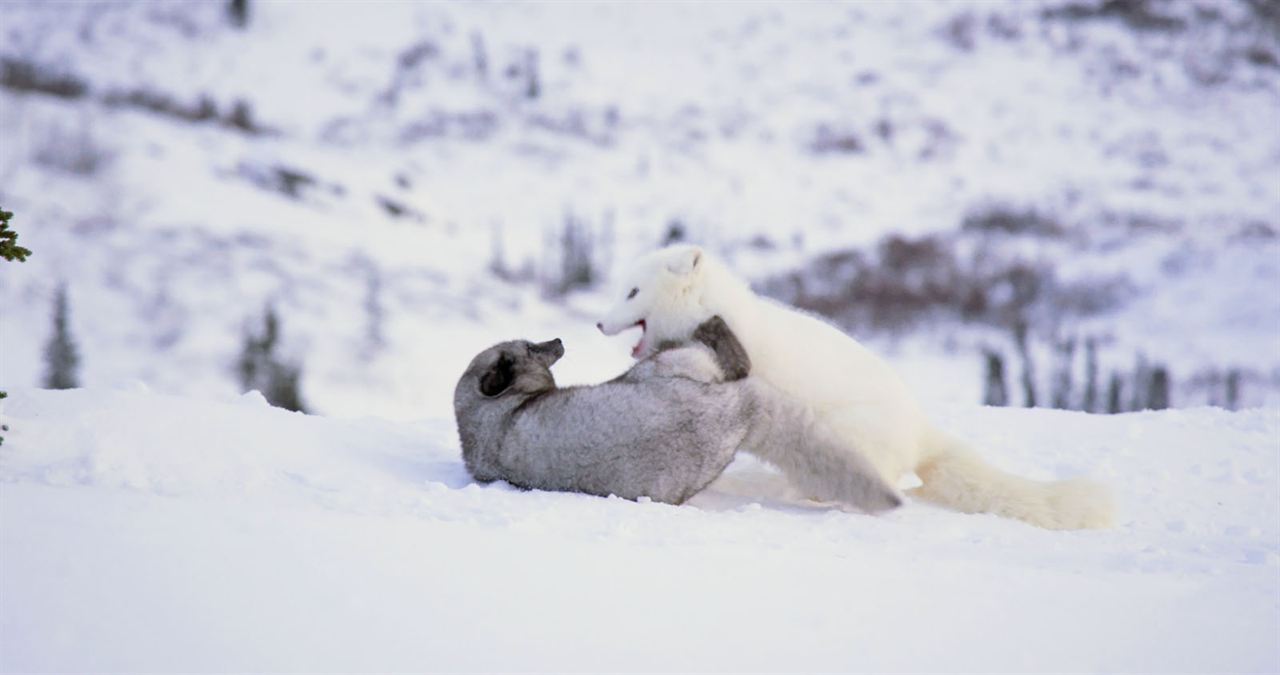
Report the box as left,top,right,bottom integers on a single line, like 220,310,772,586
911,428,1115,530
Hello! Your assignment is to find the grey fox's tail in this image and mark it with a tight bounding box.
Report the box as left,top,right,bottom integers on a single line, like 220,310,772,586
911,427,1115,530
742,382,903,514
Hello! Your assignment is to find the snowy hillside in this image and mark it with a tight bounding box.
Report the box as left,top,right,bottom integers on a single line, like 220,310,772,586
1,387,1277,672
1,0,1278,417
2,2,1279,671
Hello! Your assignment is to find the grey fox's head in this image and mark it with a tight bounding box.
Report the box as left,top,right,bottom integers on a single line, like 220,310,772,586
454,337,565,481
462,338,564,399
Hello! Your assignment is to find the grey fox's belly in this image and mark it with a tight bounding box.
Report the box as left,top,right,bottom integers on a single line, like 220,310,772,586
502,380,749,502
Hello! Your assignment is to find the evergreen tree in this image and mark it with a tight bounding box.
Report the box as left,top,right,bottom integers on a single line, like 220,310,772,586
227,0,249,28
1013,320,1037,407
1082,337,1099,413
1050,337,1076,410
1147,366,1171,410
236,305,306,412
1,208,31,444
544,212,597,297
1129,354,1149,411
1206,369,1223,407
982,348,1008,407
361,265,386,359
1106,372,1124,414
227,100,255,132
0,208,32,263
524,48,540,99
471,32,488,81
43,285,81,389
1225,369,1242,410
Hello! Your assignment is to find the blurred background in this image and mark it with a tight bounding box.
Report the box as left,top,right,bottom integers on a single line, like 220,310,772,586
1,0,1277,421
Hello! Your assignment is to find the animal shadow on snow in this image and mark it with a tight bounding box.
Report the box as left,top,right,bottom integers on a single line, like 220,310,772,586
687,455,873,514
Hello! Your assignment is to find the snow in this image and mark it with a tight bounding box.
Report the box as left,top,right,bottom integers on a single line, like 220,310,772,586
2,1,1279,670
2,387,1277,672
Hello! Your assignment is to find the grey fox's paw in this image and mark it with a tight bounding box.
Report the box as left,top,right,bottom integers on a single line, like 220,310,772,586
694,316,751,381
693,315,731,342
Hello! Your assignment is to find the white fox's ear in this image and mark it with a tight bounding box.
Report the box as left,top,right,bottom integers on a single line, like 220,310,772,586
665,246,703,276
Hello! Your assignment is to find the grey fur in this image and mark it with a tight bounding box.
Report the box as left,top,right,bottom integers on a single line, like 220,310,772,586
454,317,902,510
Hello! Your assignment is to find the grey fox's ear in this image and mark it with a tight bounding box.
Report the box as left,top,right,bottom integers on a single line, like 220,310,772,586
665,246,703,276
479,354,515,396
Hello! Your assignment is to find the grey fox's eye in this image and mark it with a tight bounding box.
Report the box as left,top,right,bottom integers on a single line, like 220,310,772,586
626,287,638,300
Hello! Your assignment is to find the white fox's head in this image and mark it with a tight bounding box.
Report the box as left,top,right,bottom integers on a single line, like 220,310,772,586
597,244,713,358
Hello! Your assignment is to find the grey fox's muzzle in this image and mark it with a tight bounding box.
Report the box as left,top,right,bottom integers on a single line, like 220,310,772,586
530,338,564,366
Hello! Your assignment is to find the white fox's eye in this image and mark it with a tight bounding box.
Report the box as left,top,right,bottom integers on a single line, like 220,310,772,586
626,287,638,300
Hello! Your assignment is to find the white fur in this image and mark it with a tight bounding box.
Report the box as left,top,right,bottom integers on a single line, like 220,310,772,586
599,245,1115,530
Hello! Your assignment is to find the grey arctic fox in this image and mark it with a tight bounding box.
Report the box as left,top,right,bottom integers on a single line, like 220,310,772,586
454,316,902,510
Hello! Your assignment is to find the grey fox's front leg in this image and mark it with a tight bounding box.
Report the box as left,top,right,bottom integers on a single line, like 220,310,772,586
692,316,751,381
639,316,748,384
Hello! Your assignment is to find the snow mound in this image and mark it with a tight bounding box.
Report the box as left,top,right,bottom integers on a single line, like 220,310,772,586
1,388,1277,673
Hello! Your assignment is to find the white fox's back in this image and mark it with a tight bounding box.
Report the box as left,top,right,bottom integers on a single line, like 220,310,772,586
696,260,929,482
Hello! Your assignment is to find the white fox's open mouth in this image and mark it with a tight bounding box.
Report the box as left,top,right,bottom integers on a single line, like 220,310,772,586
631,320,647,357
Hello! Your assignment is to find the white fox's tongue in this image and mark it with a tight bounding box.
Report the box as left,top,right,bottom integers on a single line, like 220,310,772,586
631,320,647,357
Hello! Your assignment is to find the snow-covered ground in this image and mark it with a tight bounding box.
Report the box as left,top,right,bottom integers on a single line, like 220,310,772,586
1,387,1277,672
2,1,1279,671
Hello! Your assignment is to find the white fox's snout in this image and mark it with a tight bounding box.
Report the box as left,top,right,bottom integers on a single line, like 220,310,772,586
597,319,635,336
598,318,648,357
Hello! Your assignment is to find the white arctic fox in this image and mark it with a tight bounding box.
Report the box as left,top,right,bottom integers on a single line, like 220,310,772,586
598,244,1114,530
